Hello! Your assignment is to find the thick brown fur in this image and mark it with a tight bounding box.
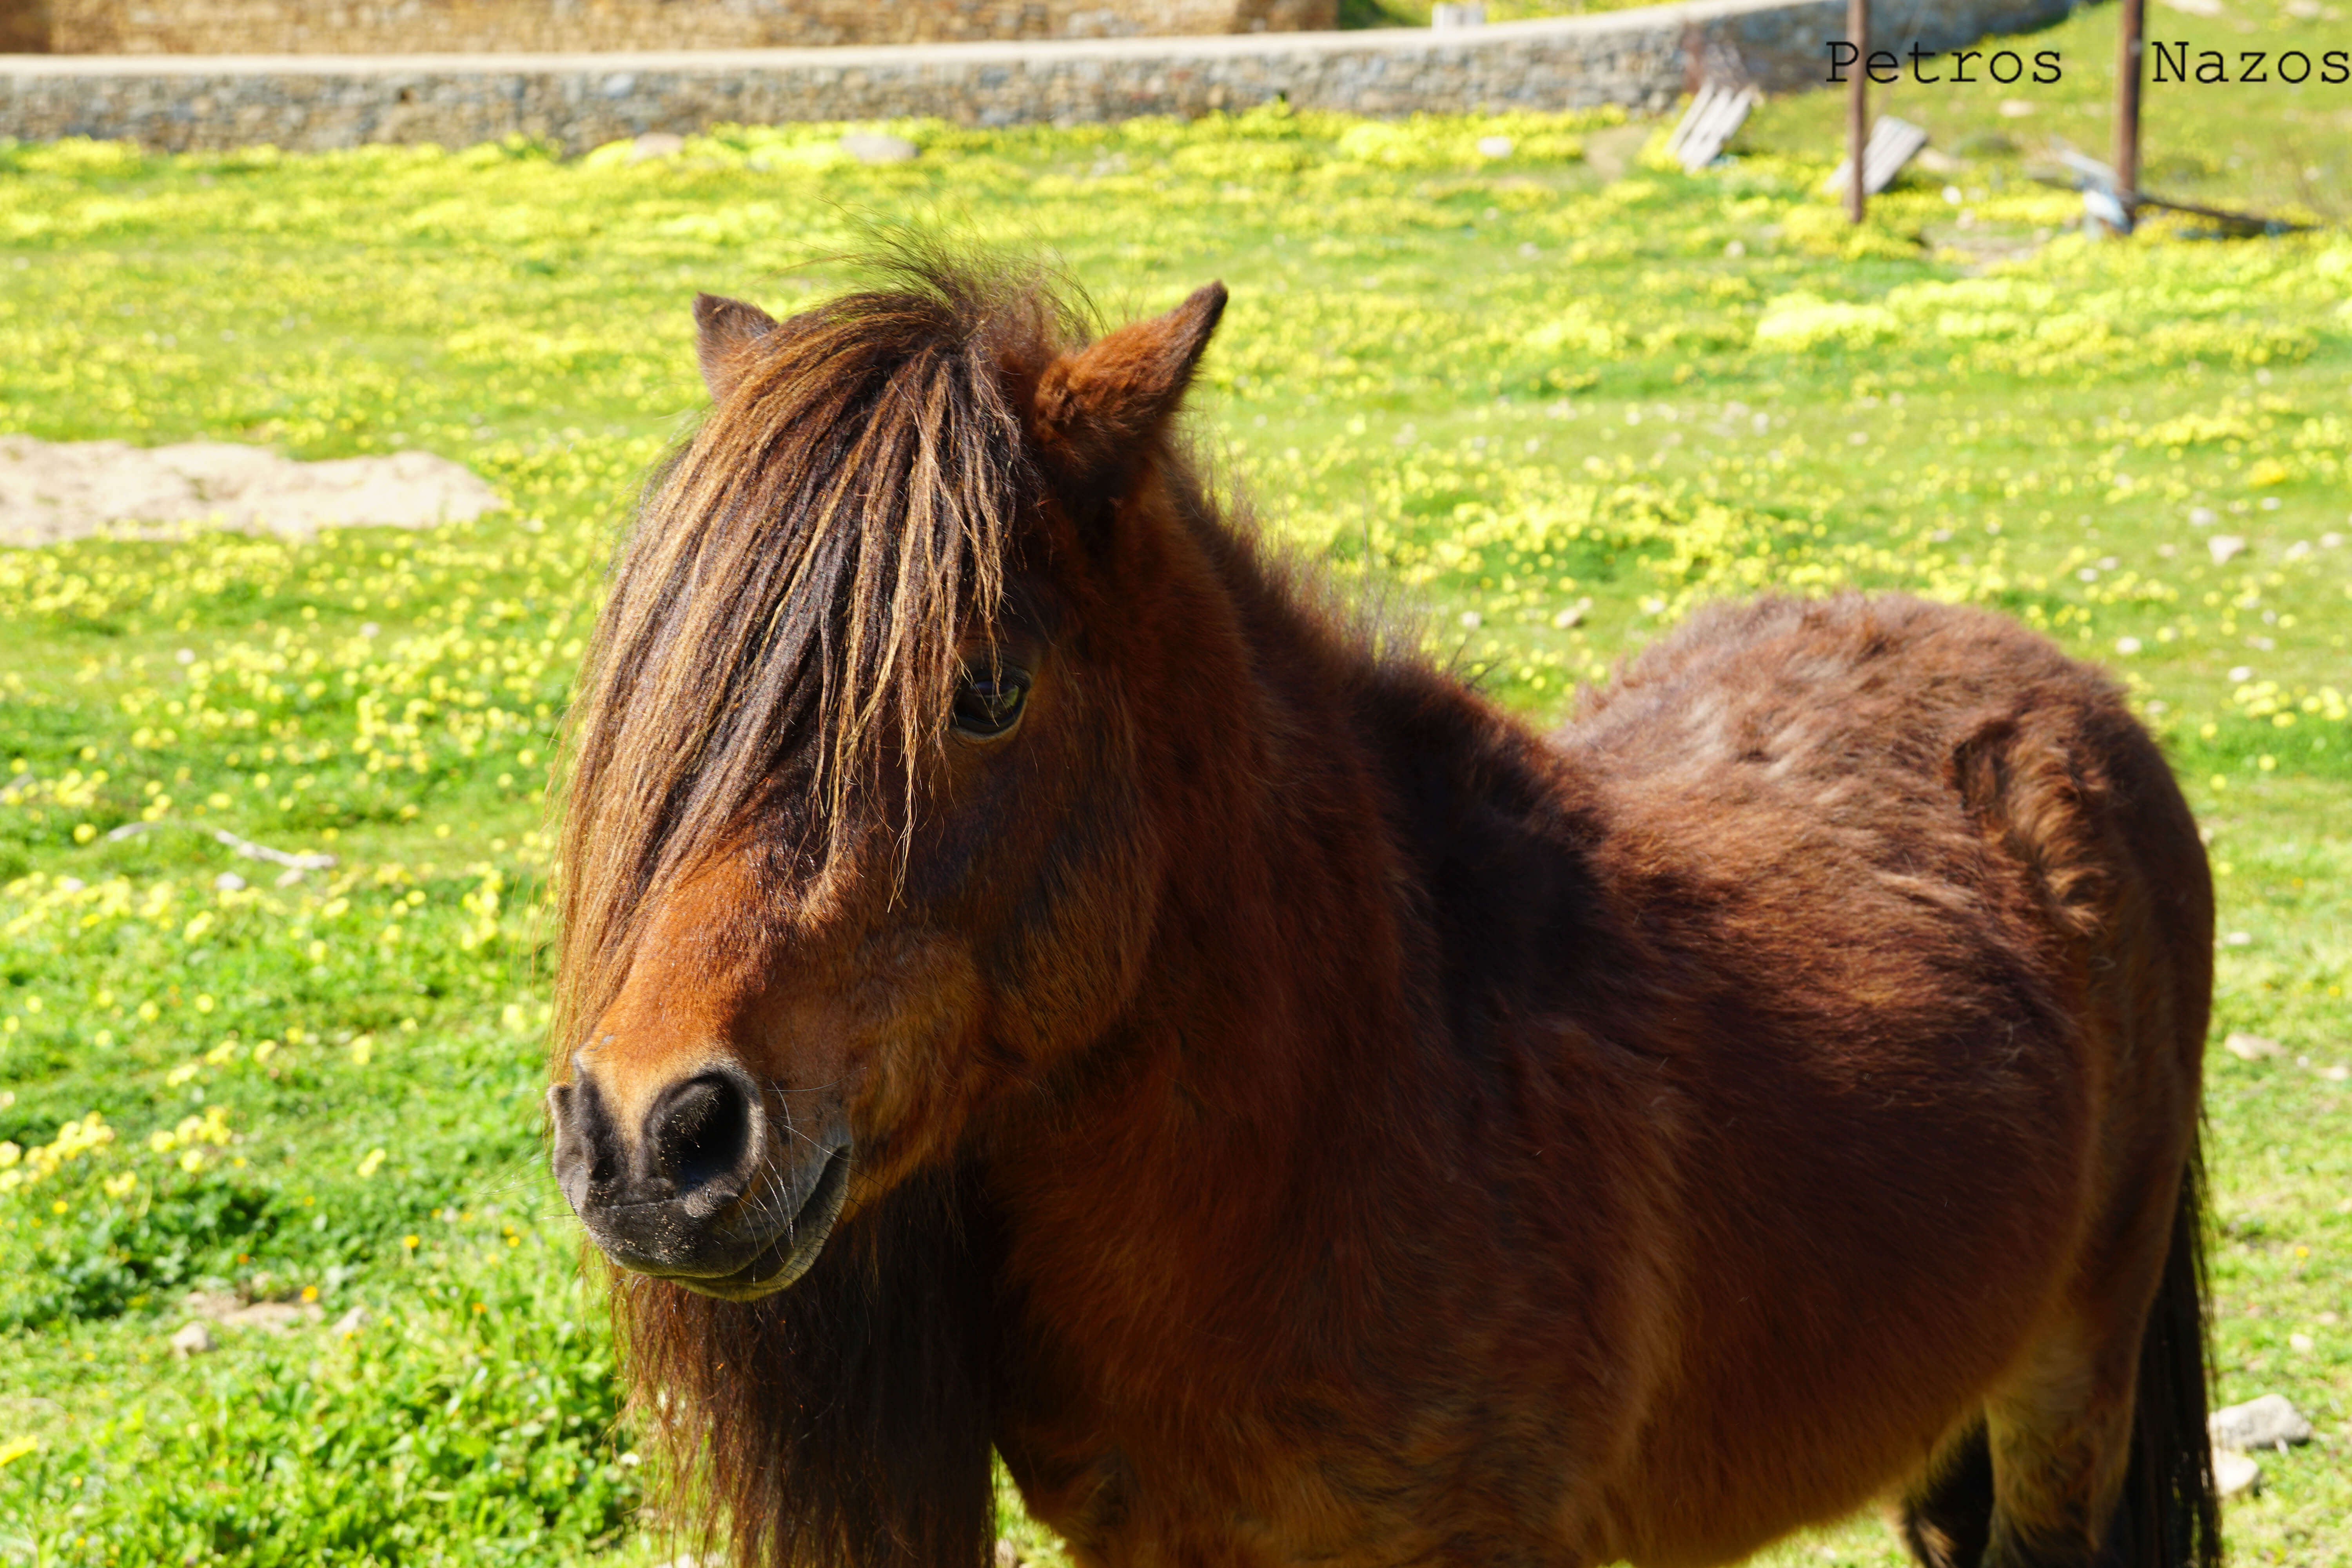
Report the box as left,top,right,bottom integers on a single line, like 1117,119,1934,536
554,250,2220,1568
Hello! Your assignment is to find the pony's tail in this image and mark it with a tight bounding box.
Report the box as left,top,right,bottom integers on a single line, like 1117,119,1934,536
2115,1130,2222,1568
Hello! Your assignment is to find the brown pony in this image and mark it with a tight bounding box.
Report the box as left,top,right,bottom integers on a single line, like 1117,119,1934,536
548,251,2220,1568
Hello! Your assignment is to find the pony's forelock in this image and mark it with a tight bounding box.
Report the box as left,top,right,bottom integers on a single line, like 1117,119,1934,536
557,249,1083,1047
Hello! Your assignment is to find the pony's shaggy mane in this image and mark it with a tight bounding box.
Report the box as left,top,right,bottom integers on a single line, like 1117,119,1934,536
558,250,1084,1043
557,251,1086,1568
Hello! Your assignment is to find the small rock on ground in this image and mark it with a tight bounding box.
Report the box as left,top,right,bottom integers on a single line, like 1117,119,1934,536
2210,1392,2313,1452
2223,1032,2283,1061
2213,1447,2260,1499
993,1540,1023,1568
181,1288,325,1332
170,1321,216,1357
841,131,919,164
227,1300,323,1330
631,131,686,160
332,1305,374,1336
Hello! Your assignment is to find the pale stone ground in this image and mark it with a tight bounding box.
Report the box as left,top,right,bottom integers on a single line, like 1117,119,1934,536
0,436,503,547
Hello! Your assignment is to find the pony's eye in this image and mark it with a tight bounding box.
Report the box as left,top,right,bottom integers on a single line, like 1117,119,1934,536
951,668,1028,738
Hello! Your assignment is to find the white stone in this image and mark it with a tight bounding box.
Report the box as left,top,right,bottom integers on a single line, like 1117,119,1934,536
841,131,919,163
171,1321,217,1357
2213,1447,2260,1499
222,1299,317,1331
2223,1032,2283,1061
630,131,685,160
2210,1393,2313,1452
332,1305,375,1336
214,871,247,893
2208,534,2247,565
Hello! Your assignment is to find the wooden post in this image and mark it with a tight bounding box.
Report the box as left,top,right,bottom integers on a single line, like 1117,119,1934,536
2113,0,2144,231
1847,0,1868,224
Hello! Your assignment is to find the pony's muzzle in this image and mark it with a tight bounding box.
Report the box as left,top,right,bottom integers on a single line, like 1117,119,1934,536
548,1059,851,1299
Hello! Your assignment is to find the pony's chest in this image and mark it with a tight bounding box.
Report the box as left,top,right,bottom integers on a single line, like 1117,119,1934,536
999,1406,1570,1568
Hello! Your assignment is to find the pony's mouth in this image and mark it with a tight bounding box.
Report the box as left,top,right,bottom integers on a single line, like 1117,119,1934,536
671,1141,852,1302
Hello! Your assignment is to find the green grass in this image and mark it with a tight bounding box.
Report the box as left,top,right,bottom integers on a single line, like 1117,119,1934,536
1,2,2348,1561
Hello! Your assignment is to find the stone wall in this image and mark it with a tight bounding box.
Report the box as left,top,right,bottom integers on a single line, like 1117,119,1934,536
0,0,2080,153
16,0,1334,53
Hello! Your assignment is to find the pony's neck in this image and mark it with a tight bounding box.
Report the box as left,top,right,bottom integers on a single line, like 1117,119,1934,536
996,502,1561,1412
1139,547,1448,1130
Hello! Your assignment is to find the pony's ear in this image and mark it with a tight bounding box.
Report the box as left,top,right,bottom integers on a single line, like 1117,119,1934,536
1031,281,1226,489
694,292,780,403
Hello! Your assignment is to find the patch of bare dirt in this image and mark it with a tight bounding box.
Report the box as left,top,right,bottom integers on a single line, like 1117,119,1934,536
0,435,503,547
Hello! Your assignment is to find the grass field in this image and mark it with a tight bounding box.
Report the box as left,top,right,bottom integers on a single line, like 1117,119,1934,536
1,0,2347,1561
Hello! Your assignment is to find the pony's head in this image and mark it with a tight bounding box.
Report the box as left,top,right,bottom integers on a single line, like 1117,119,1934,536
548,255,1229,1299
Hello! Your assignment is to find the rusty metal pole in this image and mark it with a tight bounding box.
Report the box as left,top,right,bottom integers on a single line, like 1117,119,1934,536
1847,0,1868,224
2113,0,2144,232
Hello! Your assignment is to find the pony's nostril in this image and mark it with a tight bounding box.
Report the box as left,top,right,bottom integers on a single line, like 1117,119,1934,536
647,1073,755,1198
549,1074,623,1203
